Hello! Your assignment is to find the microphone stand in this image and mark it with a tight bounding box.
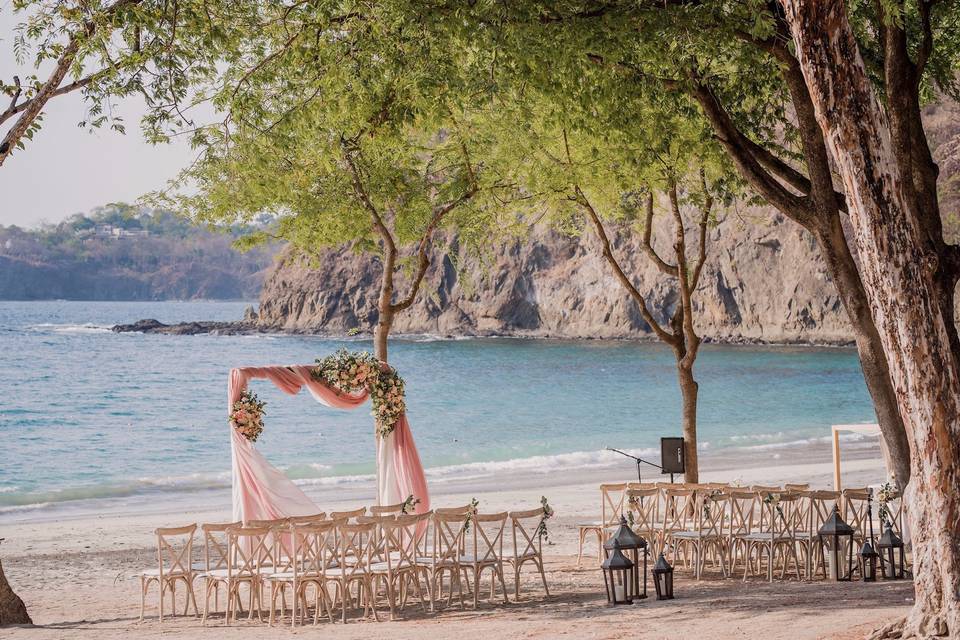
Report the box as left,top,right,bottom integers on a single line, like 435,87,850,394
606,447,669,484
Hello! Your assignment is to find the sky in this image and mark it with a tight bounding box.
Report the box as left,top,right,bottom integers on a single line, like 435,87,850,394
0,9,197,228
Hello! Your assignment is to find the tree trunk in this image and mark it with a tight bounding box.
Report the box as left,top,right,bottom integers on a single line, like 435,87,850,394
677,364,700,484
812,219,913,489
0,557,31,626
783,2,960,635
374,309,392,363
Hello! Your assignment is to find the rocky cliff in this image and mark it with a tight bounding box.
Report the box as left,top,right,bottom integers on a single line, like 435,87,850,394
255,207,854,344
251,98,960,345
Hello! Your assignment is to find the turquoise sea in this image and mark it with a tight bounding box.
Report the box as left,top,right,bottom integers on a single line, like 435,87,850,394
0,301,878,520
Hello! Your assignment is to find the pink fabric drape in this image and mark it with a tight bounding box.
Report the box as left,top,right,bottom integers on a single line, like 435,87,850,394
228,365,430,522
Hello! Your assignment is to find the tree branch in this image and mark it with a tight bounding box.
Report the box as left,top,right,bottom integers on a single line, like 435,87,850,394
576,185,678,346
641,192,679,276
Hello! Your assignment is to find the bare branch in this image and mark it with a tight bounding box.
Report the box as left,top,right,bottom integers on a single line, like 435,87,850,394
641,192,679,276
576,185,678,346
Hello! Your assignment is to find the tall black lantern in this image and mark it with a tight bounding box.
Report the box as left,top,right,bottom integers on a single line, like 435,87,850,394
652,553,674,600
603,516,648,600
877,524,906,580
818,506,855,581
859,540,879,582
601,541,635,605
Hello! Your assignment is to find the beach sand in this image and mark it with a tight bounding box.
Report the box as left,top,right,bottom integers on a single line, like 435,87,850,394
0,451,912,639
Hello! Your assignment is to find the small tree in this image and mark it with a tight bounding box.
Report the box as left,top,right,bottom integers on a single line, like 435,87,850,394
151,5,503,362
574,176,715,483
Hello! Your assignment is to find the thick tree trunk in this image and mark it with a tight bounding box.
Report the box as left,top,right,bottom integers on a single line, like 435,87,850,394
783,2,960,636
677,364,700,484
0,557,31,626
812,219,913,489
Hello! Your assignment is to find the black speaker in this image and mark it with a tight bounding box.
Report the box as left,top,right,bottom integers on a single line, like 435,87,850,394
660,437,685,474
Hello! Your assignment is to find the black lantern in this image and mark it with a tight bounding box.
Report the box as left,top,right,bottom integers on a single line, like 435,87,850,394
652,553,674,600
601,541,634,605
859,540,879,582
818,506,855,581
603,516,648,600
877,524,906,580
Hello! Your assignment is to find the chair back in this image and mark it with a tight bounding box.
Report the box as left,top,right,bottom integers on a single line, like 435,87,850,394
201,521,240,572
288,512,326,525
433,504,473,516
600,483,629,527
750,485,781,493
370,502,406,515
842,488,871,536
804,490,841,537
329,506,367,521
508,508,546,562
468,512,507,565
337,522,377,579
432,511,469,567
154,524,197,578
382,513,426,570
725,490,756,537
226,526,272,579
661,486,696,535
876,487,905,536
624,487,660,540
694,489,728,538
756,491,799,539
292,520,338,577
246,517,290,530
784,483,810,492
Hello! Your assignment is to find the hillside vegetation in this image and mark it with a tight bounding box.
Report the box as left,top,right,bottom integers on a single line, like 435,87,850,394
0,205,276,300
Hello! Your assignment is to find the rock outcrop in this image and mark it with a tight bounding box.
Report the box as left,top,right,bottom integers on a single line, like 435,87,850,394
254,207,855,344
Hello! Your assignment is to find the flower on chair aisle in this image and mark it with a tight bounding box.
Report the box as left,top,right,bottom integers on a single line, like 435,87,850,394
230,390,266,442
312,349,406,437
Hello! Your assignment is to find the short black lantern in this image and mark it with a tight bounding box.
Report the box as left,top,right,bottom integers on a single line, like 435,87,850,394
652,553,674,600
877,524,906,580
818,506,855,581
603,516,648,600
601,541,635,605
859,540,879,582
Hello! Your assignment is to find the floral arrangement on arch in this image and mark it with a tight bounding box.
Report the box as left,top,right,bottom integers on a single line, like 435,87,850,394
312,348,406,437
230,390,266,442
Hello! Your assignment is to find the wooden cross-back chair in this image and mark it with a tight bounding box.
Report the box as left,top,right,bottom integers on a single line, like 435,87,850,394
331,521,379,623
460,511,510,608
506,508,550,601
197,521,240,621
660,486,697,559
624,487,661,557
138,523,199,622
266,520,337,627
368,512,431,619
802,490,841,579
724,489,757,574
742,492,802,582
419,511,468,610
577,482,628,567
215,526,273,625
841,488,872,543
672,490,730,579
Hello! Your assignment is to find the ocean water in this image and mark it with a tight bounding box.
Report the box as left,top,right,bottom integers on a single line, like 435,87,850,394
0,301,879,519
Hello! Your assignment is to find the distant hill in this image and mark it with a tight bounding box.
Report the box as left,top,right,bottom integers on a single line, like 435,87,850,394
0,205,277,300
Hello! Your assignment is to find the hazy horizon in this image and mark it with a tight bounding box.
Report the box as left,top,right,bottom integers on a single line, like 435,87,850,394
0,10,196,228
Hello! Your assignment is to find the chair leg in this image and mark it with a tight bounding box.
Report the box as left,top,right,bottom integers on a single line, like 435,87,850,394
139,578,146,623
159,582,165,623
538,559,550,596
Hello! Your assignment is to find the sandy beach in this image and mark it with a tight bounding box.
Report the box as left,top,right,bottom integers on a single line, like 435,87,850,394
0,448,912,640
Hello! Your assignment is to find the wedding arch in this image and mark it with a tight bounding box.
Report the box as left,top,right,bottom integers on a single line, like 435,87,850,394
226,350,429,522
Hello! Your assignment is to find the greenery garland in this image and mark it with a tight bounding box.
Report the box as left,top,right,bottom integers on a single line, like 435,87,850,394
312,348,407,437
